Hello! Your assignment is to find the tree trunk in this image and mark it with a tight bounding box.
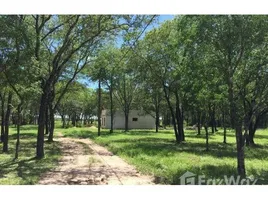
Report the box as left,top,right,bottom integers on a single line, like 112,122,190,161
235,125,246,177
48,107,55,142
164,111,170,128
83,115,87,126
48,85,55,142
211,124,215,134
97,78,101,136
71,113,76,126
177,113,185,141
197,111,201,135
155,107,159,133
228,78,246,177
15,103,22,159
223,126,227,144
163,111,170,128
210,105,216,134
243,110,250,147
205,124,209,151
248,114,262,145
236,127,246,177
248,123,255,145
0,97,5,143
179,108,185,141
223,111,227,144
45,105,49,135
3,92,12,153
197,124,201,135
163,85,179,142
109,83,114,134
36,90,48,159
175,91,184,142
153,93,161,133
213,105,218,132
122,74,129,132
125,112,129,132
67,115,71,126
61,114,66,128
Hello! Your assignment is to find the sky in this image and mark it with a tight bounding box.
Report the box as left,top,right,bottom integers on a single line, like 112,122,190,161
82,15,175,89
144,15,175,36
159,15,175,23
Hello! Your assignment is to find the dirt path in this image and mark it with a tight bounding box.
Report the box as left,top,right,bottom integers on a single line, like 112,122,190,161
38,133,155,185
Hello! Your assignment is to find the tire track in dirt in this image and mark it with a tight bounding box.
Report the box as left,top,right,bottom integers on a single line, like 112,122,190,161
38,133,155,185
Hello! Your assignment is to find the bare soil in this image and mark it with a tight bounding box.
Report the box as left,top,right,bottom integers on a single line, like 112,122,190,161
38,133,155,185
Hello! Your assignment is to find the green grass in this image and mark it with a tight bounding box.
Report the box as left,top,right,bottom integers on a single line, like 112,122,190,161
59,126,268,185
2,124,267,185
0,125,61,185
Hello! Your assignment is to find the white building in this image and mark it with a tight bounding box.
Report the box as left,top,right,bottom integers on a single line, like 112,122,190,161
101,109,155,129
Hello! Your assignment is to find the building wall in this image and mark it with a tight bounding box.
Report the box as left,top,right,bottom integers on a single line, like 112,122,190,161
101,110,155,129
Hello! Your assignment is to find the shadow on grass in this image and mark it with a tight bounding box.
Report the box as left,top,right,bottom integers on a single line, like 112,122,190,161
185,133,221,139
0,138,61,185
61,127,268,159
106,137,237,158
102,135,268,159
9,133,37,140
19,125,38,131
0,155,56,184
61,127,268,160
254,134,268,140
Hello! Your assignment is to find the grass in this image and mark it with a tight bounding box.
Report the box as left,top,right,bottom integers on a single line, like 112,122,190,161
0,126,61,185
88,156,101,166
1,122,268,185
59,126,268,185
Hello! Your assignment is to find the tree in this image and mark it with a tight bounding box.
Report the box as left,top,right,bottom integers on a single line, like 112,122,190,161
30,15,152,158
197,15,268,176
90,46,122,133
113,52,142,132
88,15,157,133
1,15,40,159
134,16,201,142
56,81,97,128
135,21,183,142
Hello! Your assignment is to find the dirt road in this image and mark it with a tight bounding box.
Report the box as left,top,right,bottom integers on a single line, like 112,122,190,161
38,133,155,185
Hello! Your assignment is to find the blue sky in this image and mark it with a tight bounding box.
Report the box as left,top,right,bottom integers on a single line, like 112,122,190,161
143,15,174,37
82,15,175,89
159,15,175,23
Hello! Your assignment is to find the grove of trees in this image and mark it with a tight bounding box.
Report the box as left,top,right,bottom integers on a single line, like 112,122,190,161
1,15,268,178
